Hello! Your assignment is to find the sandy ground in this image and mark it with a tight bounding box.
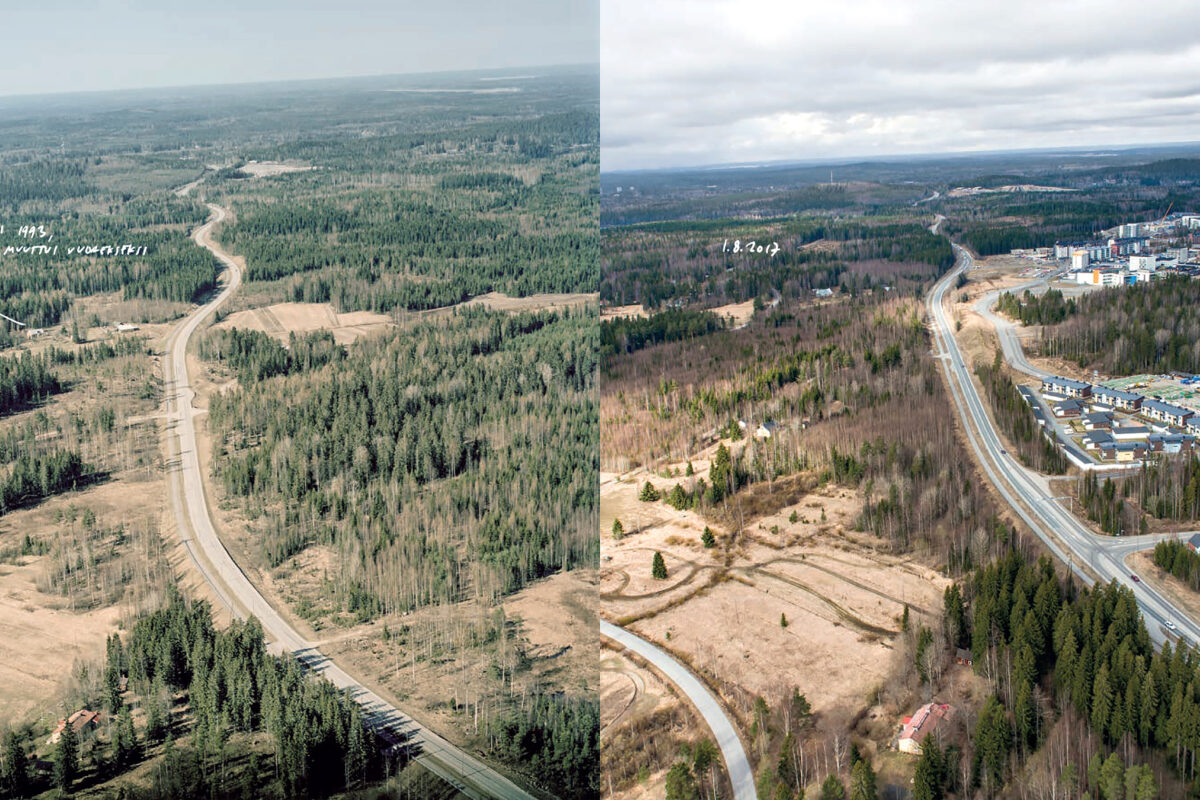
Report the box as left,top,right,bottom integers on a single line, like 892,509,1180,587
711,300,756,329
459,291,597,314
238,161,312,178
215,301,393,345
600,456,949,739
0,475,163,724
0,556,121,723
601,304,647,321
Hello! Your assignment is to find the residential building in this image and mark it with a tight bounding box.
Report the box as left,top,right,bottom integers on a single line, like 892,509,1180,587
1052,398,1084,418
755,421,779,439
1042,376,1092,399
1112,425,1151,441
47,710,100,746
1141,399,1194,428
1092,386,1143,411
899,702,953,755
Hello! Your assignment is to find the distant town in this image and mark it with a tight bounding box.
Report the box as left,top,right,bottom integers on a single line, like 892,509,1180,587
1010,211,1200,285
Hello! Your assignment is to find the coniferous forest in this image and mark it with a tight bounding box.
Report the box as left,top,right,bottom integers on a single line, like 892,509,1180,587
208,307,597,614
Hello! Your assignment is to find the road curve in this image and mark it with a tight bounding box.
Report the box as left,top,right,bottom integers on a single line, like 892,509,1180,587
163,203,537,800
927,235,1198,647
600,621,756,800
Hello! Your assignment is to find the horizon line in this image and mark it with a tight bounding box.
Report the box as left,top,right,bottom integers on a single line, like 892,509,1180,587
600,138,1200,176
0,61,599,103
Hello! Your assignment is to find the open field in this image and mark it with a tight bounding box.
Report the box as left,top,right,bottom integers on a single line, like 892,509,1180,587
600,460,950,737
238,160,313,178
0,466,167,724
600,304,647,321
214,301,393,345
459,291,598,314
710,299,755,329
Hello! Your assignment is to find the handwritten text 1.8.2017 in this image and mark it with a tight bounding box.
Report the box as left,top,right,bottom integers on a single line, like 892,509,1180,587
721,239,779,257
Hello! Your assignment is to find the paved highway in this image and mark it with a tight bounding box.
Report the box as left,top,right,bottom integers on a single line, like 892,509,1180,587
163,203,537,800
600,621,756,800
928,236,1199,645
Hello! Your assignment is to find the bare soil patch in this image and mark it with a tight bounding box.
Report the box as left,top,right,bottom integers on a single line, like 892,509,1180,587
601,304,647,321
710,299,755,329
459,291,597,314
601,460,950,739
215,301,393,345
238,161,313,178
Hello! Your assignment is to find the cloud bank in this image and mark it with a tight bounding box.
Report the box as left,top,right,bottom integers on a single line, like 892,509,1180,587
602,0,1200,171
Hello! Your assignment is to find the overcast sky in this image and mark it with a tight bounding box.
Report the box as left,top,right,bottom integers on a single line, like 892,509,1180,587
0,0,596,97
602,0,1200,172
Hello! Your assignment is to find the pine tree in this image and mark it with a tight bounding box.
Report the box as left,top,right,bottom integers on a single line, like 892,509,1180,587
781,612,789,628
652,551,668,580
639,481,660,502
612,518,624,539
701,526,716,548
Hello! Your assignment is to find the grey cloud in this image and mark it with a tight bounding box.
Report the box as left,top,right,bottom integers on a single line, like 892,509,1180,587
602,0,1200,170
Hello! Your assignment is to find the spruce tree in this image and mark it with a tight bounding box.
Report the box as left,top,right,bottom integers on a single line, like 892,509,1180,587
912,736,944,800
652,551,668,580
665,761,698,800
819,773,846,800
849,758,877,800
701,526,716,548
1,730,30,798
54,720,79,792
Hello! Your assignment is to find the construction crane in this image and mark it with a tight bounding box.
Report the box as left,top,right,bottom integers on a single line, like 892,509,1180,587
1160,201,1174,225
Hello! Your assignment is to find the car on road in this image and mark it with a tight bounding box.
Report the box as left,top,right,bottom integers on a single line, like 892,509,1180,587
1130,574,1141,582
1166,621,1178,632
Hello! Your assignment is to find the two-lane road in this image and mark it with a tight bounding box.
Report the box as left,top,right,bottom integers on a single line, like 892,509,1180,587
928,239,1198,646
600,621,756,800
163,203,537,800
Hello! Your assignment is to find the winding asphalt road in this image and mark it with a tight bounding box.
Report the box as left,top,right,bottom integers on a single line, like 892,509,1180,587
928,234,1198,646
600,621,756,800
163,203,537,800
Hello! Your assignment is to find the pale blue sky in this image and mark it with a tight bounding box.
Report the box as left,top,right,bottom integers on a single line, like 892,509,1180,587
0,0,597,97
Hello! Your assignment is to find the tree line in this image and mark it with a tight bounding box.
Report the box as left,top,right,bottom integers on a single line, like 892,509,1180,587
0,350,61,416
976,352,1069,474
197,328,345,385
600,308,725,356
939,546,1200,796
116,588,379,798
1037,276,1200,375
996,287,1076,326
